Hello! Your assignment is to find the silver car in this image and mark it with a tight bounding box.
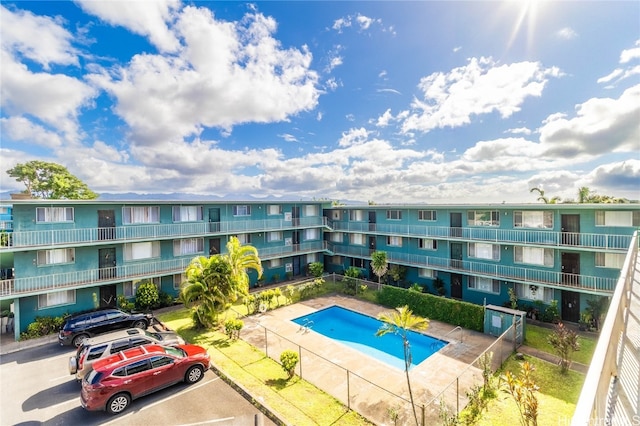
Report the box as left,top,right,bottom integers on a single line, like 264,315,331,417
69,327,185,381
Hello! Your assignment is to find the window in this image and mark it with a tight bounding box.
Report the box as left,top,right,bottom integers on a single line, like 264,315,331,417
349,210,365,221
126,359,151,375
173,273,185,290
267,231,283,242
418,210,436,221
331,210,341,220
330,232,344,243
419,238,437,250
173,238,204,256
595,252,625,269
595,211,640,227
468,243,500,260
268,205,282,215
468,277,500,294
515,283,553,302
150,356,174,368
307,253,317,263
233,205,251,216
38,290,75,308
235,234,251,244
124,241,160,261
0,207,7,214
122,206,159,224
270,258,281,268
330,256,342,265
172,205,203,222
124,277,160,297
467,210,499,226
350,233,365,245
419,268,436,278
36,207,74,223
304,228,318,240
514,246,554,267
514,211,553,228
387,210,402,220
387,236,402,247
37,248,75,265
304,205,319,216
351,258,366,268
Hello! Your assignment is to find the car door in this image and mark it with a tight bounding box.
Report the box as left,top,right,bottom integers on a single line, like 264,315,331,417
89,313,109,335
123,359,155,398
105,310,128,332
149,355,182,390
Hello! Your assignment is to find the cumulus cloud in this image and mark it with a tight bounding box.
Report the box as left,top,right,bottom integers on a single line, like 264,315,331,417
401,57,561,134
539,84,640,157
598,40,640,86
0,116,63,149
76,0,181,53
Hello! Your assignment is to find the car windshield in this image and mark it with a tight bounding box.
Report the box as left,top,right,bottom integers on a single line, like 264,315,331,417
163,346,185,358
144,330,162,340
85,369,103,385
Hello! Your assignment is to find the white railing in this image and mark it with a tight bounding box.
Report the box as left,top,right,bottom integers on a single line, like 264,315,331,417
572,231,639,425
2,216,327,249
329,221,632,251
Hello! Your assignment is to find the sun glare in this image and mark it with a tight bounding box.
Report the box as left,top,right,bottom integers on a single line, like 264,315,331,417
505,0,547,52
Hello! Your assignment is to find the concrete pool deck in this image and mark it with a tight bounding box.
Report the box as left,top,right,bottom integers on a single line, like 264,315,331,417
240,295,500,425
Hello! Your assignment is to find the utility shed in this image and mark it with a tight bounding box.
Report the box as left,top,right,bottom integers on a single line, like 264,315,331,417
484,304,526,345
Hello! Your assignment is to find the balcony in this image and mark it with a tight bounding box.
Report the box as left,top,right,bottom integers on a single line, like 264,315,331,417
1,216,328,250
330,244,617,294
328,221,632,252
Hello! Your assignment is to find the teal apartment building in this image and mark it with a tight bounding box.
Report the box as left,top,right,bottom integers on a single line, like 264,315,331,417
0,200,638,341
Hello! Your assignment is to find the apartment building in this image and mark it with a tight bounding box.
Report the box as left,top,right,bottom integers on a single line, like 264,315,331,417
0,200,637,341
0,200,329,338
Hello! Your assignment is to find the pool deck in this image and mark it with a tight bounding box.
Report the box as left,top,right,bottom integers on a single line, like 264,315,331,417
240,295,498,425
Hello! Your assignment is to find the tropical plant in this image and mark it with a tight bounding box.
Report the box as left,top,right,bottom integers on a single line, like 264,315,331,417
500,361,539,426
542,300,560,323
584,296,609,331
224,236,263,294
309,261,324,278
6,160,98,199
529,187,560,204
370,250,388,284
343,266,361,295
135,281,160,311
376,305,429,426
409,283,423,293
547,322,580,373
180,255,235,328
508,287,518,310
280,349,299,379
388,264,406,286
224,318,244,340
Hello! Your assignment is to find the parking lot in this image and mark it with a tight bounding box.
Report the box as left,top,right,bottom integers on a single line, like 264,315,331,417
0,340,276,425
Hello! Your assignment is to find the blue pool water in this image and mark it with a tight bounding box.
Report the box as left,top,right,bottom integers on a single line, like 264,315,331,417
292,305,447,370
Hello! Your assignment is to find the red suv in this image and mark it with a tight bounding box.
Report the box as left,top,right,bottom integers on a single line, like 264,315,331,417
80,344,210,414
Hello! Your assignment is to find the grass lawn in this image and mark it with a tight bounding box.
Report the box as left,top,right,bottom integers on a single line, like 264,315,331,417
157,307,373,426
525,324,597,365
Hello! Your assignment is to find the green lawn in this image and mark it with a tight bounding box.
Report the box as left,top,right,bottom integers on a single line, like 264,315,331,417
524,324,597,365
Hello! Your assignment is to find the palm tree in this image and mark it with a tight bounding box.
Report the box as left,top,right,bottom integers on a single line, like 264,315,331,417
370,250,388,284
529,187,560,204
376,305,429,426
224,236,263,297
577,186,592,203
180,255,235,328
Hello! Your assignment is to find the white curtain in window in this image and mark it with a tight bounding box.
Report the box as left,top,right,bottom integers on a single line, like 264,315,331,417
305,228,318,240
173,206,202,221
474,243,493,259
304,205,318,216
331,232,343,242
351,233,365,245
605,211,632,227
268,205,281,215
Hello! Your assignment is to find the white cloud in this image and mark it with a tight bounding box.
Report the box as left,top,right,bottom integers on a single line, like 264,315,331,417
331,13,383,33
556,27,578,40
0,116,63,148
76,0,181,53
375,109,394,127
338,127,370,147
505,127,532,135
540,84,640,157
0,5,79,69
279,133,298,142
401,57,561,134
620,40,640,63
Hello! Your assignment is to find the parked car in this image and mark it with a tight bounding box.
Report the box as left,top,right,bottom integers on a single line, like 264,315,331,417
58,308,154,347
80,344,210,414
69,328,186,381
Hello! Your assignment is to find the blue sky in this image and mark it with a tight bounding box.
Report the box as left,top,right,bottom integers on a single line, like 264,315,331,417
1,1,639,203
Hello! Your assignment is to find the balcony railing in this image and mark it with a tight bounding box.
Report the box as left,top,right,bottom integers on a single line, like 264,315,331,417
0,241,329,297
330,244,617,294
573,231,639,425
1,216,327,250
328,221,632,251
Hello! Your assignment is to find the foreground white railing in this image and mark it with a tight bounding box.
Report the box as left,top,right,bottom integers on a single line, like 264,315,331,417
572,231,638,425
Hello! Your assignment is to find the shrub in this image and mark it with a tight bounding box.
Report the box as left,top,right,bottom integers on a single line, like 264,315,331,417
157,291,175,308
309,261,324,278
135,281,160,311
20,315,65,340
117,294,135,312
224,318,244,340
280,349,299,379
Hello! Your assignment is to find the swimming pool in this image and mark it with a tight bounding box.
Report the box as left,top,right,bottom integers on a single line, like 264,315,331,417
292,305,447,370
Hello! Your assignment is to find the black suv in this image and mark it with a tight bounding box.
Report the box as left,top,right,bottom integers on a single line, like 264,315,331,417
58,308,154,347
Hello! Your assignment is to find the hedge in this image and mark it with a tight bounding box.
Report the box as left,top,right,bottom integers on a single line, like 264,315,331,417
376,286,484,332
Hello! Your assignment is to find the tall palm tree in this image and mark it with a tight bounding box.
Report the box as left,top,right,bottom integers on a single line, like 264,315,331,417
224,236,263,297
376,305,429,426
529,187,560,204
370,250,388,284
180,255,235,328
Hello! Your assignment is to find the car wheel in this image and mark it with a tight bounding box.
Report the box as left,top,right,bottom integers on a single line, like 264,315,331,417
72,334,89,348
133,320,147,329
185,365,204,384
107,393,131,415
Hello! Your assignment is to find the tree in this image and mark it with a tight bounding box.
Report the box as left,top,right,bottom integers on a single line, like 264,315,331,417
180,255,235,328
280,349,299,379
547,322,580,373
529,187,560,204
223,236,263,296
500,361,539,426
584,296,609,331
370,250,388,284
6,161,98,199
376,305,429,426
135,281,159,311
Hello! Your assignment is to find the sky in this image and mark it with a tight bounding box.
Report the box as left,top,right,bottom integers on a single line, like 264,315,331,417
0,1,639,204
